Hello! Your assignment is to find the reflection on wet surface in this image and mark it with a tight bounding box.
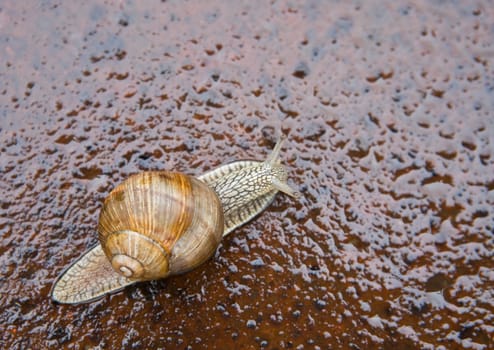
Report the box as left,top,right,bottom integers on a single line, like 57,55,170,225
1,1,493,349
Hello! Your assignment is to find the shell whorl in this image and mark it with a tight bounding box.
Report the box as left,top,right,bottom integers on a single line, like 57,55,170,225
104,230,169,279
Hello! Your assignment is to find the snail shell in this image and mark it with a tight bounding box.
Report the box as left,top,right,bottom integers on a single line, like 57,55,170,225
99,171,224,280
51,135,299,304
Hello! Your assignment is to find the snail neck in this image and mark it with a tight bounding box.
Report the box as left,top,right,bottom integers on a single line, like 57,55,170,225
199,136,299,236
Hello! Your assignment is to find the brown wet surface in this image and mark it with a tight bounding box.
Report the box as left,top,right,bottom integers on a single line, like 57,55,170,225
1,1,493,349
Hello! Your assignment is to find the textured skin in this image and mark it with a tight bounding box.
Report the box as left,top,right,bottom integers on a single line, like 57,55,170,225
50,245,132,304
51,141,295,304
198,160,281,236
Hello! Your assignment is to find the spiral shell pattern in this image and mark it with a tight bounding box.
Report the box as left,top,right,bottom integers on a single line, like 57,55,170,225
98,171,224,280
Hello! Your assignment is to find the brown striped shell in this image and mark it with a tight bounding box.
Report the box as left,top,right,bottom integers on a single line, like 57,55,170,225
98,171,224,281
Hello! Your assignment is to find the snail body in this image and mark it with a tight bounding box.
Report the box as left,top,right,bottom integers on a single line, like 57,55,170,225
51,136,298,304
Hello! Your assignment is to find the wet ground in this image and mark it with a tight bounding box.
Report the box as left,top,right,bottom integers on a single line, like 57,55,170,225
1,1,493,349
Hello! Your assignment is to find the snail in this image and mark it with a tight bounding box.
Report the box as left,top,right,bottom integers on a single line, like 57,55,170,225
51,135,299,304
